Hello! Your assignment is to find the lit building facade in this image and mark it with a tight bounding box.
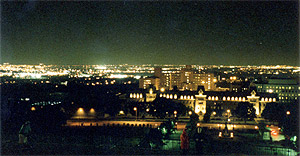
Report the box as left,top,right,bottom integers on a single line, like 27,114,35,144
127,89,277,117
255,79,299,103
140,65,216,91
139,77,160,90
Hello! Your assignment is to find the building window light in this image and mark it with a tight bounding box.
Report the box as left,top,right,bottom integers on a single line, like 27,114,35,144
223,97,226,101
208,96,211,100
215,97,218,100
227,97,230,100
174,94,177,99
231,97,234,101
170,94,173,99
133,93,136,98
167,94,169,99
140,93,143,98
239,97,241,101
261,98,264,102
130,93,133,98
273,98,276,102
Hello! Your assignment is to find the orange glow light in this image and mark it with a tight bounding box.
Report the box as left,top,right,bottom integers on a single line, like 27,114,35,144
31,107,36,111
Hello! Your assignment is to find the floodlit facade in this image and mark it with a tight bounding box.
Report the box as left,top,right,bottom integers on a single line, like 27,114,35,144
127,88,277,117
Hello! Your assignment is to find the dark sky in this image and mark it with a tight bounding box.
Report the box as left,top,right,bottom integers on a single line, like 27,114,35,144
1,1,299,65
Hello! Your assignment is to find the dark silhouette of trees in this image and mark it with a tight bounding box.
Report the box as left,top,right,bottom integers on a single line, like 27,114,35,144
262,102,299,137
149,97,187,119
261,102,285,123
235,102,256,122
203,108,212,123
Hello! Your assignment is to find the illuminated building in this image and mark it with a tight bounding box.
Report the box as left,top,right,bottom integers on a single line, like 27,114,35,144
141,65,216,91
127,89,277,117
139,76,160,90
256,78,299,103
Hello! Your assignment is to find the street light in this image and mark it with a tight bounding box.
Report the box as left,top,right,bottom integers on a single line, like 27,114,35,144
227,109,230,122
174,111,177,117
286,111,290,115
188,111,192,116
134,107,137,121
146,108,149,112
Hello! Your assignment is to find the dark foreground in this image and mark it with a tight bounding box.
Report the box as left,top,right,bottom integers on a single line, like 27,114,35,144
2,126,298,155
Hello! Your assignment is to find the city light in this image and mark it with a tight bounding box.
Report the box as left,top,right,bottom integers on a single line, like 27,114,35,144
188,111,192,115
286,111,290,115
31,107,36,111
89,108,95,114
271,130,278,136
77,108,85,115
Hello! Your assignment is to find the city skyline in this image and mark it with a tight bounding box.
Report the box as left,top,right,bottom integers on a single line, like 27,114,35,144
1,1,299,66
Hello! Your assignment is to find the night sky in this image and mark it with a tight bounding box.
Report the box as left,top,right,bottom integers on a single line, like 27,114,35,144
1,1,299,65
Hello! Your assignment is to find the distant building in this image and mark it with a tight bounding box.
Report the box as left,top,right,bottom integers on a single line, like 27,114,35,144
139,65,216,91
127,89,277,117
139,77,160,90
255,78,300,103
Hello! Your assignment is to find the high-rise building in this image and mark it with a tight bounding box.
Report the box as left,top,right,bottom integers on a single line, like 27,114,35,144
145,65,216,91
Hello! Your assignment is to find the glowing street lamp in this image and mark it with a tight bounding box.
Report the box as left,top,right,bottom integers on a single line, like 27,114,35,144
134,107,138,121
78,108,84,114
213,112,216,116
188,111,192,116
286,111,290,115
31,107,36,111
146,108,149,112
174,110,177,117
227,109,231,121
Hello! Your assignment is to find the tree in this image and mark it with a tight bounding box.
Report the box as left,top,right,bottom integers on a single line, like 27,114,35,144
263,101,299,138
235,102,256,122
203,108,212,123
261,102,285,123
149,97,187,119
186,110,200,139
